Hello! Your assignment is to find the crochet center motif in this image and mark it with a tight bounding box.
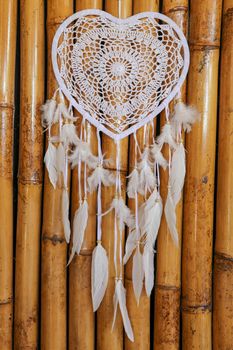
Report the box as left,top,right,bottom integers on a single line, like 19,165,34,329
53,10,189,140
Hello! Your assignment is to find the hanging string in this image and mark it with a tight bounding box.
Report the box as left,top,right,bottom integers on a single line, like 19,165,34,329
97,129,102,242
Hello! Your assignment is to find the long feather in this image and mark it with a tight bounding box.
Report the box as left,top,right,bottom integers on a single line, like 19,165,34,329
123,229,137,264
44,142,58,189
67,200,88,265
143,248,154,297
170,143,186,206
112,280,134,342
132,248,144,304
91,243,109,311
164,189,179,246
62,189,71,243
56,143,66,182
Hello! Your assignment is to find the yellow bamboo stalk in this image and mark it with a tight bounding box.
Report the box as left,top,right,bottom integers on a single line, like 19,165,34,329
68,2,102,349
153,1,188,349
213,1,233,349
124,3,160,350
182,1,222,349
14,1,44,348
97,1,132,349
0,1,17,349
41,1,73,349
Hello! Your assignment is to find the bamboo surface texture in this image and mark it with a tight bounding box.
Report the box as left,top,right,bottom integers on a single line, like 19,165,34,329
68,2,102,349
0,1,17,349
124,3,160,350
213,1,233,349
41,1,73,349
154,1,188,349
182,1,222,349
97,1,132,349
14,1,44,348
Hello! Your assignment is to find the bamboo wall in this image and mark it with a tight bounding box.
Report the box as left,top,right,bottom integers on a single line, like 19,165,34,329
0,0,232,349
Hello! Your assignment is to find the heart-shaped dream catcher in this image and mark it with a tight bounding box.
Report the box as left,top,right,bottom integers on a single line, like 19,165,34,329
42,10,199,341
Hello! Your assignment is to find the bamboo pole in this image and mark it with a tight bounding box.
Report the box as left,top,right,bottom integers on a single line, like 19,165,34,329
41,1,73,349
68,2,102,349
0,1,17,349
153,1,188,349
97,1,132,349
213,1,233,349
124,3,160,350
182,1,222,349
14,1,45,348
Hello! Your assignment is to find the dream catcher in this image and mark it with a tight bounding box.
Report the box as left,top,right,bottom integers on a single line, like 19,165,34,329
42,9,198,341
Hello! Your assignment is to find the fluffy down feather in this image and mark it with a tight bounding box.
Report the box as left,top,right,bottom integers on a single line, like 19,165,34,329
172,102,200,133
87,166,115,193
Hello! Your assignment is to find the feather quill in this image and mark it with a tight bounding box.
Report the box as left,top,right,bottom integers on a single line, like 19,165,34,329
164,189,179,246
44,142,58,189
62,189,71,243
170,143,186,206
91,243,109,311
132,248,144,304
112,280,134,342
67,200,88,265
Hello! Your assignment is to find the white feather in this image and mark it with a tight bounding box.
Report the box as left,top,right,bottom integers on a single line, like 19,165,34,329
127,168,140,198
143,248,154,297
164,189,179,246
170,143,186,206
87,166,115,193
132,248,144,304
67,200,88,265
150,143,168,170
138,148,156,195
156,123,177,150
69,142,98,168
61,123,79,147
123,230,137,265
91,243,109,311
139,190,163,296
56,143,66,182
59,102,77,121
104,197,134,232
44,142,58,189
62,189,71,243
112,280,134,342
41,99,57,127
172,102,200,133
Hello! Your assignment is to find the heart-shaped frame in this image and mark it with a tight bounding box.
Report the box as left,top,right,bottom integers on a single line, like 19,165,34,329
52,9,190,141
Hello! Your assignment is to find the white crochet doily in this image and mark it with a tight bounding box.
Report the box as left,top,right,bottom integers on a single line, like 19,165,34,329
52,10,189,140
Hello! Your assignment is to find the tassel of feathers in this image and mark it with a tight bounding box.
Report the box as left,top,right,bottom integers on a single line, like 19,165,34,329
103,196,134,232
